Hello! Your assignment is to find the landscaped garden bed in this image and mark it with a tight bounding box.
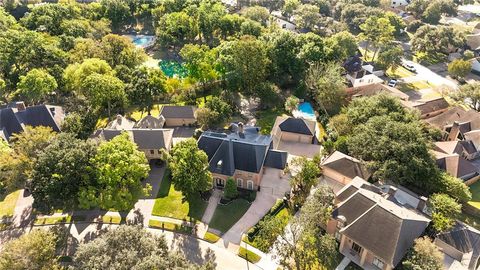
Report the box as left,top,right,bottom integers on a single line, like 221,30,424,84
34,215,72,225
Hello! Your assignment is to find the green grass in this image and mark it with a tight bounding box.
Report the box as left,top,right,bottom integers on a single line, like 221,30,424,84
209,199,251,233
459,212,480,230
386,66,414,79
256,107,287,135
203,231,221,243
238,247,261,263
101,215,121,224
0,190,20,218
397,80,433,92
148,219,193,234
152,170,208,221
34,215,72,225
468,181,480,209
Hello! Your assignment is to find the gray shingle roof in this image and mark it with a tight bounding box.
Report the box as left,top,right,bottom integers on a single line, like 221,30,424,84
437,222,480,270
322,151,371,180
0,104,63,141
277,117,315,136
131,129,173,149
197,129,284,175
334,188,430,267
159,106,196,119
264,150,288,169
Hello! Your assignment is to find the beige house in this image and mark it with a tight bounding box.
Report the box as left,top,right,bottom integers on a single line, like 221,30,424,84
159,105,197,127
403,97,449,119
326,178,430,270
346,83,410,101
271,116,316,148
321,151,371,186
197,126,288,190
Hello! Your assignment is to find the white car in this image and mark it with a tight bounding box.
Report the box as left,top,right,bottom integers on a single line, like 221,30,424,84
388,79,398,87
403,62,416,73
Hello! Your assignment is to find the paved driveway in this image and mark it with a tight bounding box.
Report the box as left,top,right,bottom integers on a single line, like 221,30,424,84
172,127,195,145
220,168,291,246
276,141,321,160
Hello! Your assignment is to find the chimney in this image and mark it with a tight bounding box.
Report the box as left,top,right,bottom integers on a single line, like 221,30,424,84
16,102,26,111
417,196,428,213
238,122,244,134
447,121,461,141
116,114,122,124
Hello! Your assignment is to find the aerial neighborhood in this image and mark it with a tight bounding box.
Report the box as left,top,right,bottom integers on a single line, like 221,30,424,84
2,0,480,269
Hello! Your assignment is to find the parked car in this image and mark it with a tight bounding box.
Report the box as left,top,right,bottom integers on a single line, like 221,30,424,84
388,79,398,87
403,62,416,73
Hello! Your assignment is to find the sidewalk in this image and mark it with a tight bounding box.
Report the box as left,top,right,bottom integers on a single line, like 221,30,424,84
201,189,222,224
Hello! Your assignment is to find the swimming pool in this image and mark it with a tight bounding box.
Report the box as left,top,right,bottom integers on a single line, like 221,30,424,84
297,102,315,118
124,35,155,48
159,60,188,78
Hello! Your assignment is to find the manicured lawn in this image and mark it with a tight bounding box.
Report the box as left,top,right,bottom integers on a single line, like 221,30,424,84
397,80,433,92
256,107,287,134
151,170,208,221
34,215,72,225
203,231,221,243
468,181,480,209
148,219,193,234
209,199,251,233
101,215,121,224
0,190,20,218
129,104,163,121
386,66,414,79
238,246,261,263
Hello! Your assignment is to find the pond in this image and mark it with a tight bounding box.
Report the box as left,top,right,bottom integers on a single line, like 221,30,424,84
159,60,188,78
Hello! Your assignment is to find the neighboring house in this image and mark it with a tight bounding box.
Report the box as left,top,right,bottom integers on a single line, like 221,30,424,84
271,116,316,148
0,101,64,142
434,140,480,160
436,221,480,270
159,105,196,127
95,128,173,160
434,152,480,185
346,83,410,101
197,124,288,190
326,177,430,270
403,97,450,119
134,114,166,129
106,115,136,130
343,56,384,89
321,151,371,186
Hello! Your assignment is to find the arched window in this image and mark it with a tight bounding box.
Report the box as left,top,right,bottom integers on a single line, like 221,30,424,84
247,180,254,190
237,178,243,188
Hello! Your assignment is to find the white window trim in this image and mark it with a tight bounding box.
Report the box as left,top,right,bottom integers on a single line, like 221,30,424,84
372,257,384,269
247,180,254,190
237,178,243,188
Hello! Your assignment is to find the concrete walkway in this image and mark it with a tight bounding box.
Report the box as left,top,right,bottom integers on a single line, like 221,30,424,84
201,190,222,224
336,256,351,270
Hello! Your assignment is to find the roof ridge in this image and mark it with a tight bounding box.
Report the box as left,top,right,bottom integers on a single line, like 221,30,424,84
340,201,377,232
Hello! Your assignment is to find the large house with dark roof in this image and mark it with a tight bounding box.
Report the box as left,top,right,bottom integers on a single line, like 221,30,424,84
94,115,173,160
271,116,316,148
326,177,430,270
197,124,288,190
0,101,64,142
159,105,196,127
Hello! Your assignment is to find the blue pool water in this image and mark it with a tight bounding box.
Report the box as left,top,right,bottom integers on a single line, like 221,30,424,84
125,35,155,48
133,37,151,46
298,102,315,118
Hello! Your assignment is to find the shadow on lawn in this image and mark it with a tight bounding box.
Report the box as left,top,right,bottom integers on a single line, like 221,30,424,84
172,233,217,266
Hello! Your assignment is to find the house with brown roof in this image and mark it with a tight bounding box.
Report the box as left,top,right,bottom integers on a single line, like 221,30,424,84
321,151,371,186
433,151,480,185
403,97,450,119
346,83,410,101
271,116,316,148
434,140,480,160
159,105,197,127
326,178,431,270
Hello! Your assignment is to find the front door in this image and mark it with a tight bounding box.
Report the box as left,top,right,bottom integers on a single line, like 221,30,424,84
215,178,225,188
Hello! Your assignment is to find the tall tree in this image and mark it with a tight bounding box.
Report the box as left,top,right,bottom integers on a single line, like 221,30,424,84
289,157,321,205
293,4,321,31
377,44,404,70
243,6,270,26
156,11,197,49
168,138,212,199
305,62,346,115
197,0,226,44
13,69,57,104
0,230,60,270
81,73,127,116
218,35,270,97
72,225,215,270
100,0,132,31
452,82,480,111
64,58,114,93
359,16,395,61
429,193,461,232
448,59,471,79
325,31,358,61
100,34,146,69
78,133,150,211
31,133,97,212
127,67,167,115
403,237,443,270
